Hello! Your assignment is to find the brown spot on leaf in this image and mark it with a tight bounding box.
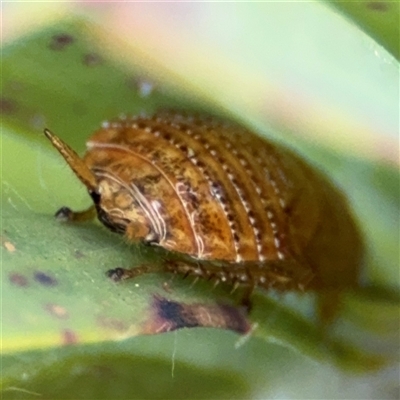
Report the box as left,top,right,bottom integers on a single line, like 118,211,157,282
0,98,17,114
82,53,103,67
44,303,69,319
142,295,250,335
62,329,78,345
96,316,128,332
9,273,28,287
34,271,58,286
49,33,74,50
366,1,389,11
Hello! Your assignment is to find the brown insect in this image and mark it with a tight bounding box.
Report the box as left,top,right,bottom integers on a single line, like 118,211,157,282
44,111,363,320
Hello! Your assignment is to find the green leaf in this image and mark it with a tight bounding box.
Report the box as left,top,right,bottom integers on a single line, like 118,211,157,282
1,21,205,151
328,1,400,60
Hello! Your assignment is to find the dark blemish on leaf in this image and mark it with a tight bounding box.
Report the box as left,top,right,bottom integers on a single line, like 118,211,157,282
83,53,103,67
217,304,251,334
157,297,199,329
0,98,17,114
49,33,74,50
9,273,28,287
44,303,69,319
34,271,58,286
366,2,389,11
96,316,128,332
73,250,85,259
62,329,78,345
141,295,250,334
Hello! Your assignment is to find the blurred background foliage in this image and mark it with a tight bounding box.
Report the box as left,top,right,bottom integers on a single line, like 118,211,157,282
1,2,399,399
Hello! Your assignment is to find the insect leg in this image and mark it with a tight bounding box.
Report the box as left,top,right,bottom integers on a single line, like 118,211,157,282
55,205,96,222
240,285,254,313
106,264,164,282
240,259,314,292
107,259,212,284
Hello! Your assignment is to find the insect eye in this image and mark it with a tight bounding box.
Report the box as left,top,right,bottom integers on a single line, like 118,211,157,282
89,190,101,205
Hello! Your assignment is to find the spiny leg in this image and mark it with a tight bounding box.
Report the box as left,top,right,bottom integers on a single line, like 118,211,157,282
240,285,255,313
55,205,96,222
106,259,199,283
106,264,166,282
107,258,313,315
106,260,255,311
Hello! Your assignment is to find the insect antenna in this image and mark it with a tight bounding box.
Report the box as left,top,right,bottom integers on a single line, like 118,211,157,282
44,128,98,192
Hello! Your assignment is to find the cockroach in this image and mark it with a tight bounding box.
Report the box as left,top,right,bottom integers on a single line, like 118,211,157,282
44,111,363,320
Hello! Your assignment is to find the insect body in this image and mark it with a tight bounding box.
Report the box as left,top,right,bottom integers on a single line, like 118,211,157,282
45,112,363,318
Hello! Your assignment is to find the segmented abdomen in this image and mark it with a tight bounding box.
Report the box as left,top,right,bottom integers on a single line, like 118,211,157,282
83,112,328,267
